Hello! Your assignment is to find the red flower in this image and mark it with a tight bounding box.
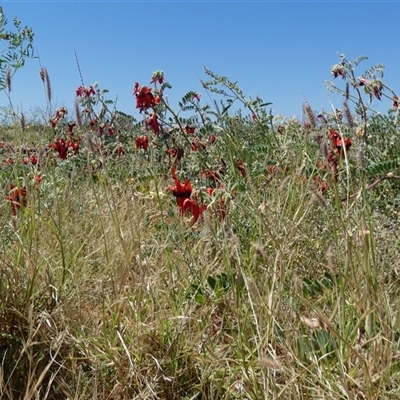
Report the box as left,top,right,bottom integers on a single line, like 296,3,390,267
182,196,207,225
135,136,149,150
329,129,351,158
327,151,339,182
7,184,27,215
146,113,160,134
134,83,159,111
89,119,97,131
115,145,125,156
237,159,246,177
50,106,68,127
192,92,201,102
168,168,193,213
50,116,59,127
53,138,68,159
313,175,328,193
208,135,217,144
76,85,96,97
185,125,195,134
68,123,76,135
67,139,80,155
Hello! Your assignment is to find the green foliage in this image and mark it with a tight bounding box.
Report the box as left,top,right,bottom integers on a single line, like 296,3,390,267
0,5,35,92
366,159,400,177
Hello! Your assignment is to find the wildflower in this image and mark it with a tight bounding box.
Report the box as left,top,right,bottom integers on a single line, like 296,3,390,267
76,85,96,97
7,184,27,216
331,64,346,79
115,145,125,156
185,125,196,134
51,138,68,159
182,196,207,225
191,137,206,152
167,147,184,162
371,79,383,100
50,116,59,128
329,129,351,158
135,136,149,150
34,174,43,190
67,138,80,155
146,113,160,134
357,77,383,100
208,135,217,144
237,159,246,177
327,150,339,182
192,92,201,102
24,155,38,165
68,123,76,135
313,175,328,194
335,136,351,158
150,70,164,85
48,138,79,159
357,77,371,87
134,83,159,111
50,107,67,128
169,167,193,213
89,119,97,131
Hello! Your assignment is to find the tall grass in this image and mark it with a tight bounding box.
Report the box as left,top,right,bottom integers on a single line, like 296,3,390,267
1,57,400,399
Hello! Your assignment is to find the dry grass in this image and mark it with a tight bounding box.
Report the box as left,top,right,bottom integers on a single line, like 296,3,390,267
1,108,400,400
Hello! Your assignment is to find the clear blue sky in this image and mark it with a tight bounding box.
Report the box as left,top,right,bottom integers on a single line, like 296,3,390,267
1,1,399,122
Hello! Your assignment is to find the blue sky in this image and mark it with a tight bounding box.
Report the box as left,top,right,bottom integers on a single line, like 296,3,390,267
1,1,399,123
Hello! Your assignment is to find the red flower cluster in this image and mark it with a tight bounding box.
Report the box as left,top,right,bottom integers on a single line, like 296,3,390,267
146,113,160,134
185,125,195,134
315,129,352,188
133,82,161,112
191,137,206,152
169,167,194,209
23,154,38,165
168,167,208,225
48,138,80,160
329,129,351,158
50,107,68,128
7,184,27,216
76,85,96,98
169,167,228,225
135,136,149,150
115,145,125,156
208,135,217,144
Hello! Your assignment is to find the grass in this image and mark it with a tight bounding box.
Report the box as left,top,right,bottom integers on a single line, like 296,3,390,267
1,64,400,399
